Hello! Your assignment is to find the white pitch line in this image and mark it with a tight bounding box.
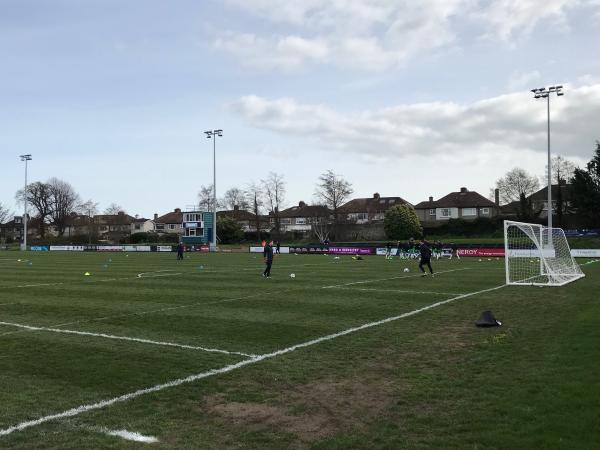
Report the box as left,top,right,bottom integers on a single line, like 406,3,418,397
321,268,470,289
0,302,19,307
104,428,158,443
334,287,465,296
0,283,506,438
0,321,255,358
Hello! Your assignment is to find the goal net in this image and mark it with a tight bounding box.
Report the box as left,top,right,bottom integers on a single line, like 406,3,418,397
504,220,585,286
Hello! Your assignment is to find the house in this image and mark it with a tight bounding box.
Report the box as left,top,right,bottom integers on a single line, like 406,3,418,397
0,216,25,243
153,208,184,235
131,217,154,234
338,193,410,224
414,187,499,226
217,205,269,232
93,211,136,241
272,201,331,234
527,183,574,219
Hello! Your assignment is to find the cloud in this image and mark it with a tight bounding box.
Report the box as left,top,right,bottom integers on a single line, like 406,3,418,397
508,70,542,91
214,0,599,70
230,84,600,162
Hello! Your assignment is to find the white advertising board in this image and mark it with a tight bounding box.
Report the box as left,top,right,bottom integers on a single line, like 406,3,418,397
49,245,84,251
571,249,600,258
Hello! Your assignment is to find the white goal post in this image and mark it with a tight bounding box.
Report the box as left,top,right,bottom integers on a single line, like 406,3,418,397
504,220,585,286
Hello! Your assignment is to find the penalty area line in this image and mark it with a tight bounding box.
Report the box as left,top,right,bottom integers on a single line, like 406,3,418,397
0,282,505,438
0,321,255,358
321,267,470,289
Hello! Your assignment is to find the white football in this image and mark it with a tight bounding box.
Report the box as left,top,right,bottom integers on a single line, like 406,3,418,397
403,268,409,273
290,273,296,278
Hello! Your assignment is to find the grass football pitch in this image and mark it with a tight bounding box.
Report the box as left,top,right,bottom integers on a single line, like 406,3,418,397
0,251,598,449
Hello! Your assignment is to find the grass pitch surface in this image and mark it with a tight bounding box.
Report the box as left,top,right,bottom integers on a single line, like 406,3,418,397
0,251,598,449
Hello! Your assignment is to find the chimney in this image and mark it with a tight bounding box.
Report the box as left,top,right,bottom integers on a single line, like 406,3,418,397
299,201,306,207
460,187,468,193
373,193,380,199
154,213,158,221
494,189,500,206
233,205,239,211
174,208,181,213
429,196,433,202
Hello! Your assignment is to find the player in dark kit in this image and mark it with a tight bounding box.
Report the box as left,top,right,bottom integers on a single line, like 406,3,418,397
176,242,184,260
263,241,274,278
419,240,434,276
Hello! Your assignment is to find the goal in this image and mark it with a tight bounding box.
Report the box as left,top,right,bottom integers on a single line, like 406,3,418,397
504,220,585,286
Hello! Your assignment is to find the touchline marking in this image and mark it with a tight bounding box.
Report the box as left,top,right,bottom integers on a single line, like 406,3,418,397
0,283,505,438
333,287,465,296
321,268,470,289
100,428,159,443
0,321,255,358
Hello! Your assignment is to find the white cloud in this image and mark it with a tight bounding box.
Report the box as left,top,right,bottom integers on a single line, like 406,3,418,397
230,84,600,163
508,70,542,91
215,0,600,70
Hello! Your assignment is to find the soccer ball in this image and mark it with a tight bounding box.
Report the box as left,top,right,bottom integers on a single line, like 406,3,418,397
403,268,410,273
290,273,296,278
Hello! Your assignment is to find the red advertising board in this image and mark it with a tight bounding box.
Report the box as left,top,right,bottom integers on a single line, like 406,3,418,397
457,248,505,257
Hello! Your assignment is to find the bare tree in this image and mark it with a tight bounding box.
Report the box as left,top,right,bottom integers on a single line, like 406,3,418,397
48,178,81,236
80,200,99,245
245,182,264,241
314,170,353,228
222,187,249,211
0,202,11,224
495,168,540,204
262,172,286,236
15,181,53,238
198,184,220,212
545,155,577,185
308,205,332,243
104,203,125,215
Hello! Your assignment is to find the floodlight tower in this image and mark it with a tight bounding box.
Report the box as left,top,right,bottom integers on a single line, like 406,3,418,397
204,129,223,252
531,85,564,230
19,154,32,251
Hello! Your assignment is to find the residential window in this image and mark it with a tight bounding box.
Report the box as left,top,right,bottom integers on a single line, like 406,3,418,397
281,218,292,225
155,224,164,231
135,224,141,230
440,208,452,217
169,224,175,230
429,209,435,216
295,218,306,225
480,208,490,215
357,213,368,221
462,208,477,216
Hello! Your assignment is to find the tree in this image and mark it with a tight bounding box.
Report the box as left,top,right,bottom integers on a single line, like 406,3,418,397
198,184,219,212
545,155,577,185
48,178,81,236
314,170,353,230
384,204,421,240
216,216,244,244
543,156,577,226
262,172,286,236
16,181,53,238
80,200,99,245
571,142,600,227
495,168,541,220
245,182,264,242
104,203,125,215
222,187,249,211
308,205,332,243
0,202,11,224
496,168,540,204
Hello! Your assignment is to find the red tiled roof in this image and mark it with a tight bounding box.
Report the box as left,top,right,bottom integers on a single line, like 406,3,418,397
414,189,495,209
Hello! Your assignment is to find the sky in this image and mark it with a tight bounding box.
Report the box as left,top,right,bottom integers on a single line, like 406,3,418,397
1,0,600,219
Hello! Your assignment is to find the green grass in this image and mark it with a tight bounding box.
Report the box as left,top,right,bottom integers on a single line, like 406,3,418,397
0,251,598,449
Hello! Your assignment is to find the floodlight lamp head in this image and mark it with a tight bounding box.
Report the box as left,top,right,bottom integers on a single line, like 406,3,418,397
20,154,32,161
204,131,213,138
216,129,223,136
